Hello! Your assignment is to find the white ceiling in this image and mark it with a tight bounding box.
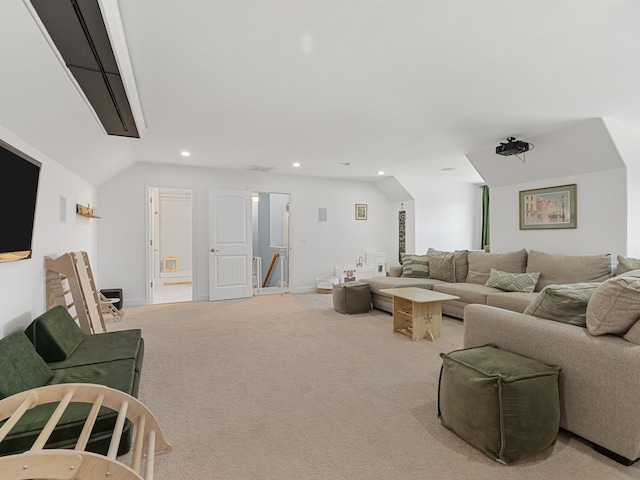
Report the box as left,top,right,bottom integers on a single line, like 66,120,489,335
1,0,639,186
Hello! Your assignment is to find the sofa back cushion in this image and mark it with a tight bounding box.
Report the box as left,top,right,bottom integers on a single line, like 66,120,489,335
466,249,528,285
25,305,86,362
586,271,640,336
615,255,640,276
526,250,612,291
0,331,52,399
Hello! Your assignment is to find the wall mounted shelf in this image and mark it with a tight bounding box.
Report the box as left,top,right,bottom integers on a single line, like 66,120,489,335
76,204,101,218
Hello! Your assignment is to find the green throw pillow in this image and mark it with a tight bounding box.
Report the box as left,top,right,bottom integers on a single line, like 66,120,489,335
485,268,540,293
428,252,456,282
523,283,600,327
400,254,429,278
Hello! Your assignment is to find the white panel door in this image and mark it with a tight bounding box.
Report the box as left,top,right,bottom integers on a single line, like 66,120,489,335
208,189,253,301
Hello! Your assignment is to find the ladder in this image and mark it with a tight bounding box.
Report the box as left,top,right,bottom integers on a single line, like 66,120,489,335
45,251,108,334
0,383,172,480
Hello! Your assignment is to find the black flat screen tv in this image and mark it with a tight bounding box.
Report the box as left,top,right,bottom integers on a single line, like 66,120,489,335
0,139,42,263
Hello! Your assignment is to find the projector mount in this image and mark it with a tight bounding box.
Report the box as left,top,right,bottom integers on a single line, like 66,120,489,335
495,137,534,163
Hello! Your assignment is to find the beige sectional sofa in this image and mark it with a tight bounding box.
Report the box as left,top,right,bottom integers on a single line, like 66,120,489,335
361,248,613,319
464,267,640,464
364,250,640,464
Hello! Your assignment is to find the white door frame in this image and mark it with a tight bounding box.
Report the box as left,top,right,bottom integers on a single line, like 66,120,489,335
146,186,194,304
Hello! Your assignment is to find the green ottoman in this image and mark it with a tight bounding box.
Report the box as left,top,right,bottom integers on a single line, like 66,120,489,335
332,282,372,314
437,344,561,464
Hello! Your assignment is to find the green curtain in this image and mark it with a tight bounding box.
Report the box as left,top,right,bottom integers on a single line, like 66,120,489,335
481,185,490,249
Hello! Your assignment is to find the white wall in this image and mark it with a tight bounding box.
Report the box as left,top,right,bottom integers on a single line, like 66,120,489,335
604,118,640,257
468,119,626,188
468,118,634,261
97,163,393,305
489,169,627,257
0,127,98,335
395,177,481,254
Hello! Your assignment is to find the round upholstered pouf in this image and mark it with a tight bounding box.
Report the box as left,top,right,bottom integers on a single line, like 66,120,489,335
332,282,372,314
437,344,561,465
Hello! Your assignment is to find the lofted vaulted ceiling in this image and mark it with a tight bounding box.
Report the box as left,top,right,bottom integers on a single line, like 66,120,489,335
0,0,639,186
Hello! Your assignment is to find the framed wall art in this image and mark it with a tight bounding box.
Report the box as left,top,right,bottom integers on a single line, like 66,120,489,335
519,184,577,230
355,204,367,220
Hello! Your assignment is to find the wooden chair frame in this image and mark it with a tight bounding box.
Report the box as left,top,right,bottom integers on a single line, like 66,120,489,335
0,384,172,480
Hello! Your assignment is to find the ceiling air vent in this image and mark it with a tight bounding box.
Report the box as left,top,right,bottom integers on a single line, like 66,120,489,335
28,0,142,138
248,165,275,173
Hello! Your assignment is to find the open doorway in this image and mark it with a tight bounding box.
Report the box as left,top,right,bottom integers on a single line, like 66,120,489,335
148,187,193,304
252,192,290,295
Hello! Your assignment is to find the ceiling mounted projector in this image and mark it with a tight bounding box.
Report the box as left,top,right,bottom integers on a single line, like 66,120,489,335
495,137,531,156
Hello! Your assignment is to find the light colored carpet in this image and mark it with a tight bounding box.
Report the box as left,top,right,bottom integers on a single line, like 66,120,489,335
110,293,638,479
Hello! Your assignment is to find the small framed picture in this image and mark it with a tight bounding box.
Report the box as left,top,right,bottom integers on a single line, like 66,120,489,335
355,204,367,220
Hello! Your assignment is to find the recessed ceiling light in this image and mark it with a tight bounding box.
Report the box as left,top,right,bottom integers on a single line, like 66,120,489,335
377,171,385,175
292,162,301,167
181,151,191,157
441,167,456,171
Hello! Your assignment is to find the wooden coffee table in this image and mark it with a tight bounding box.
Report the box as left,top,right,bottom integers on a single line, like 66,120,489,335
380,287,460,341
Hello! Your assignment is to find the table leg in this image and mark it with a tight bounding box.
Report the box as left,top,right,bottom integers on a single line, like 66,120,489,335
425,301,442,338
412,301,428,341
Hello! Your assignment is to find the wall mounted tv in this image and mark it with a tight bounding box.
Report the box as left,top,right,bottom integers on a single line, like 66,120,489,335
0,139,42,263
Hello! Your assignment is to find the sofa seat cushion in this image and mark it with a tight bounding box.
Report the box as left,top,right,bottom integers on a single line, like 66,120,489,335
0,332,52,399
526,250,612,291
25,305,87,362
466,249,528,285
362,276,444,295
0,399,133,456
0,359,138,456
433,283,503,306
486,292,538,313
47,359,137,393
47,330,144,370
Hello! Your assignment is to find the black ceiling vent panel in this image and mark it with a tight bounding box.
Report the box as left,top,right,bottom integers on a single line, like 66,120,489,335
30,0,139,138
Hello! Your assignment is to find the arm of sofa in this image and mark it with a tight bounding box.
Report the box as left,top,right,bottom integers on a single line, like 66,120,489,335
463,304,640,462
389,265,402,277
0,332,52,399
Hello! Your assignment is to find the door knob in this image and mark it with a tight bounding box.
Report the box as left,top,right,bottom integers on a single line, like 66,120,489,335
211,248,219,252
